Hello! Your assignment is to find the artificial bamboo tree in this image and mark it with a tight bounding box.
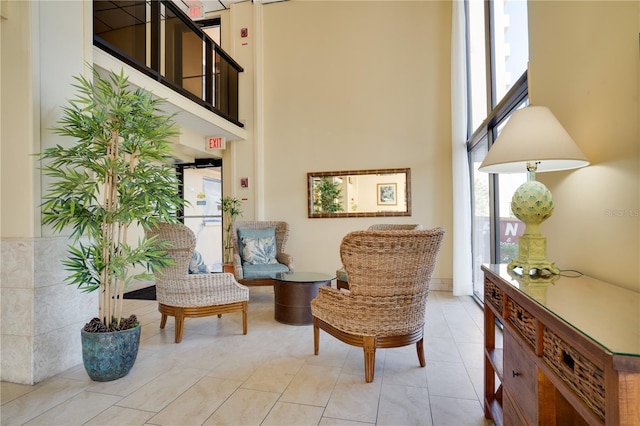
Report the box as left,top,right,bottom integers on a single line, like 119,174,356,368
40,68,185,331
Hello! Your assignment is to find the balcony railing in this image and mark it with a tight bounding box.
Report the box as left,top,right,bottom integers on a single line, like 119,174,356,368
93,0,243,127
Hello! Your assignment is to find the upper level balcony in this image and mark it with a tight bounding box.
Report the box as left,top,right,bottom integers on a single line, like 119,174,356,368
92,0,246,155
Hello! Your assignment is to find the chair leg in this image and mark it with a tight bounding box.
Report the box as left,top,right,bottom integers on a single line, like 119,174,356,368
160,314,168,329
313,317,320,355
363,336,376,383
241,301,248,335
174,308,185,343
416,337,426,367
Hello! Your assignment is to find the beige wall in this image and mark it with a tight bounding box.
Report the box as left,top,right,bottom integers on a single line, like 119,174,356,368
529,1,640,291
1,0,97,385
224,3,259,218
258,1,454,280
1,0,36,239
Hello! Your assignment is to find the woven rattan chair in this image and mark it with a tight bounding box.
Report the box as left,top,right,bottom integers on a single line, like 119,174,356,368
146,223,249,343
336,224,423,289
230,221,294,286
312,227,445,382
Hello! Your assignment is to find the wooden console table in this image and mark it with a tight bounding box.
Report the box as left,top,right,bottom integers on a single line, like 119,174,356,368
482,264,640,425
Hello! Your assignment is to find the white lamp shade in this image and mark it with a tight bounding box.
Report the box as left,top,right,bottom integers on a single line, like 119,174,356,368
478,106,590,174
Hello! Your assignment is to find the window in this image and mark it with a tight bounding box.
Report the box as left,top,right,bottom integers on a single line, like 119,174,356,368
493,0,529,102
466,0,529,300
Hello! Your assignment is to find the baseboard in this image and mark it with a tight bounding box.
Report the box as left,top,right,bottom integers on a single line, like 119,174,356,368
430,278,453,292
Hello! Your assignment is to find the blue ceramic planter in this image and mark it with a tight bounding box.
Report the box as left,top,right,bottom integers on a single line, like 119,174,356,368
81,323,141,382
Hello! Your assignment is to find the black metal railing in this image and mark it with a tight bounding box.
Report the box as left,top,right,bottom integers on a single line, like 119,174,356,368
93,0,243,127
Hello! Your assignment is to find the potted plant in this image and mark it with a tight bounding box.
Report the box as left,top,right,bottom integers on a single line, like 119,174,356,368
39,68,184,381
218,196,243,273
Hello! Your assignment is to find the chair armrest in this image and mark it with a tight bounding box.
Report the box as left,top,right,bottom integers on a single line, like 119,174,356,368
277,252,294,271
233,253,244,279
311,286,356,330
317,285,349,299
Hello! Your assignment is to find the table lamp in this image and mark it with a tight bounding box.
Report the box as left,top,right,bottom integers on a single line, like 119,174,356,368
478,106,589,275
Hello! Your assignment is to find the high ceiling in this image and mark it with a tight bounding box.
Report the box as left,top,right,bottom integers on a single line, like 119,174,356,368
176,0,286,16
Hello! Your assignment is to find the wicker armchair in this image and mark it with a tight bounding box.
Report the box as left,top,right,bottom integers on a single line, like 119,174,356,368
146,223,249,343
312,227,445,382
231,221,294,286
336,224,423,289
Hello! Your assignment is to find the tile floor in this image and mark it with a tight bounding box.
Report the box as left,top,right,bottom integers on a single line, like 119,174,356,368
1,288,495,426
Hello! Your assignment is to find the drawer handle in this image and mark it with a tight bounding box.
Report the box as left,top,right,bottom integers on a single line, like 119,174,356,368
562,350,575,370
512,371,520,377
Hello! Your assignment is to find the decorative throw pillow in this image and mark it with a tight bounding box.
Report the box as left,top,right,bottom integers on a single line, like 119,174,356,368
237,227,277,263
189,250,208,274
241,235,278,265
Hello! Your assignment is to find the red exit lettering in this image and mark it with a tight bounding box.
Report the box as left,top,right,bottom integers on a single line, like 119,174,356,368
207,136,225,150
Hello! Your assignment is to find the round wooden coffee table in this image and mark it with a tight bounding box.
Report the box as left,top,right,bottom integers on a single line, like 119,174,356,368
273,272,334,325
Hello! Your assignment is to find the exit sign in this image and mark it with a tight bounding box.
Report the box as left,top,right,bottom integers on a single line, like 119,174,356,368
189,5,204,20
206,136,226,151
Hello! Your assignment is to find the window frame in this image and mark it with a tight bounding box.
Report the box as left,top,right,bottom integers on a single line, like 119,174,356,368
469,73,528,260
465,0,529,300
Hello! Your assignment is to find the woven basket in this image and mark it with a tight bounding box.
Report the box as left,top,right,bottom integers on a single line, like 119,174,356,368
485,278,504,316
507,299,536,348
542,327,605,420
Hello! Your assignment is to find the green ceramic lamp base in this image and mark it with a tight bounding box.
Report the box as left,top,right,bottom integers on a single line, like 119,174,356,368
507,234,560,276
508,172,560,276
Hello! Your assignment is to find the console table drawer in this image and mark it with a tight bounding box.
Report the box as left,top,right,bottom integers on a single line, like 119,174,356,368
485,277,504,316
504,327,537,424
543,327,605,421
504,391,530,426
507,298,537,349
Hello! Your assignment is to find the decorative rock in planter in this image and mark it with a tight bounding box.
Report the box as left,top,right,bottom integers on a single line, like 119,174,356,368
81,323,141,382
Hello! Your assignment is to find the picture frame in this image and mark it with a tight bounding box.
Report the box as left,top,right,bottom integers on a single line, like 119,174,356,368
377,183,397,205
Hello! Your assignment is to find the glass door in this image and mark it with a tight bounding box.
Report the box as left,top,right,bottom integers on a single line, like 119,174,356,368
181,163,223,273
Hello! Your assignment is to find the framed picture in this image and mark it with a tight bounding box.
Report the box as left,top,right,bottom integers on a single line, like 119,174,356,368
377,183,397,205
